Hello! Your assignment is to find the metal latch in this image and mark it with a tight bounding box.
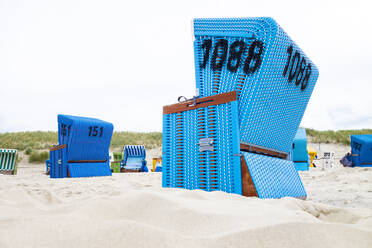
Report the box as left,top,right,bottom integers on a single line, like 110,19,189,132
198,138,214,152
58,159,62,164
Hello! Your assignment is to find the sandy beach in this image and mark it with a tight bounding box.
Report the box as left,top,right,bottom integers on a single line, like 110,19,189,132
0,145,371,248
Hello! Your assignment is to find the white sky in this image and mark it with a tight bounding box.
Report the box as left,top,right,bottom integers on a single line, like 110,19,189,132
0,0,371,132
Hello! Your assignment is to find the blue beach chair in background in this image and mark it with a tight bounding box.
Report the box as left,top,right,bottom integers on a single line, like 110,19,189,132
291,128,309,171
350,135,372,167
121,145,148,172
49,115,114,178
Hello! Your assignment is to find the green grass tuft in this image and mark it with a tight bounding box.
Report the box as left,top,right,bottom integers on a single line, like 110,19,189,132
306,128,372,145
28,151,49,164
111,132,162,150
0,131,58,151
25,148,33,155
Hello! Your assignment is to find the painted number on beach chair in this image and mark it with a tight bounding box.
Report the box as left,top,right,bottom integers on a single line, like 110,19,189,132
61,124,71,137
283,45,312,91
88,126,103,137
352,141,362,151
200,39,264,75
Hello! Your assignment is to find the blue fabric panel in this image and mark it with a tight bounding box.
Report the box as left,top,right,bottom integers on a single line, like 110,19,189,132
50,147,67,178
242,152,307,199
162,99,241,195
291,128,308,163
68,162,112,178
350,135,372,166
57,115,113,161
294,162,309,171
193,18,319,154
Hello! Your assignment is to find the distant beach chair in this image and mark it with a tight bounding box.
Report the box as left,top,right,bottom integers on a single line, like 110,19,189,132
307,147,317,167
49,115,114,178
0,149,18,175
350,135,372,167
121,145,148,172
152,158,162,172
110,152,123,173
291,128,309,171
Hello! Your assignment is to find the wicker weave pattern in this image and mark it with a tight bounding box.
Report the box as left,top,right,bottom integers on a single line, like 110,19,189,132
162,100,241,194
242,151,307,199
243,152,306,198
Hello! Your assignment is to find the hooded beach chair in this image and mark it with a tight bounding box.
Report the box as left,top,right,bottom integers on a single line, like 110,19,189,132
0,149,18,175
49,115,114,178
162,17,319,199
121,145,148,172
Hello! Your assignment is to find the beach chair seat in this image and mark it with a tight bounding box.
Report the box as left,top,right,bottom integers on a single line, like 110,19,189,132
241,152,307,199
49,115,113,178
0,149,18,175
121,145,148,172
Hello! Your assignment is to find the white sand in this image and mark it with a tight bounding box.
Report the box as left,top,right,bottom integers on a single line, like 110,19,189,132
0,146,371,248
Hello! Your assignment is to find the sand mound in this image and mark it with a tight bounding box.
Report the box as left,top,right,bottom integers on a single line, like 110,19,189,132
0,163,371,248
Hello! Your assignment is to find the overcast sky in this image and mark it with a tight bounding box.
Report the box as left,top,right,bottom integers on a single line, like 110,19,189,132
0,0,371,133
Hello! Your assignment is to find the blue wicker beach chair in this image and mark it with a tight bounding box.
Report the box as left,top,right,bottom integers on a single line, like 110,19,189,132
49,115,114,178
121,145,148,172
350,135,372,167
0,149,18,175
291,128,309,171
162,17,318,199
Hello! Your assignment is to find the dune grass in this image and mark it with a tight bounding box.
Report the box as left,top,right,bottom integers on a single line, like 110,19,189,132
306,128,372,145
0,131,162,151
0,129,370,153
0,131,58,151
28,151,49,164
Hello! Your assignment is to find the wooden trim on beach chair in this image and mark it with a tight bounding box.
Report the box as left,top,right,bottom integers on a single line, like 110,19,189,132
50,144,67,151
240,156,258,197
121,168,142,173
67,160,107,163
163,91,237,114
240,142,288,159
